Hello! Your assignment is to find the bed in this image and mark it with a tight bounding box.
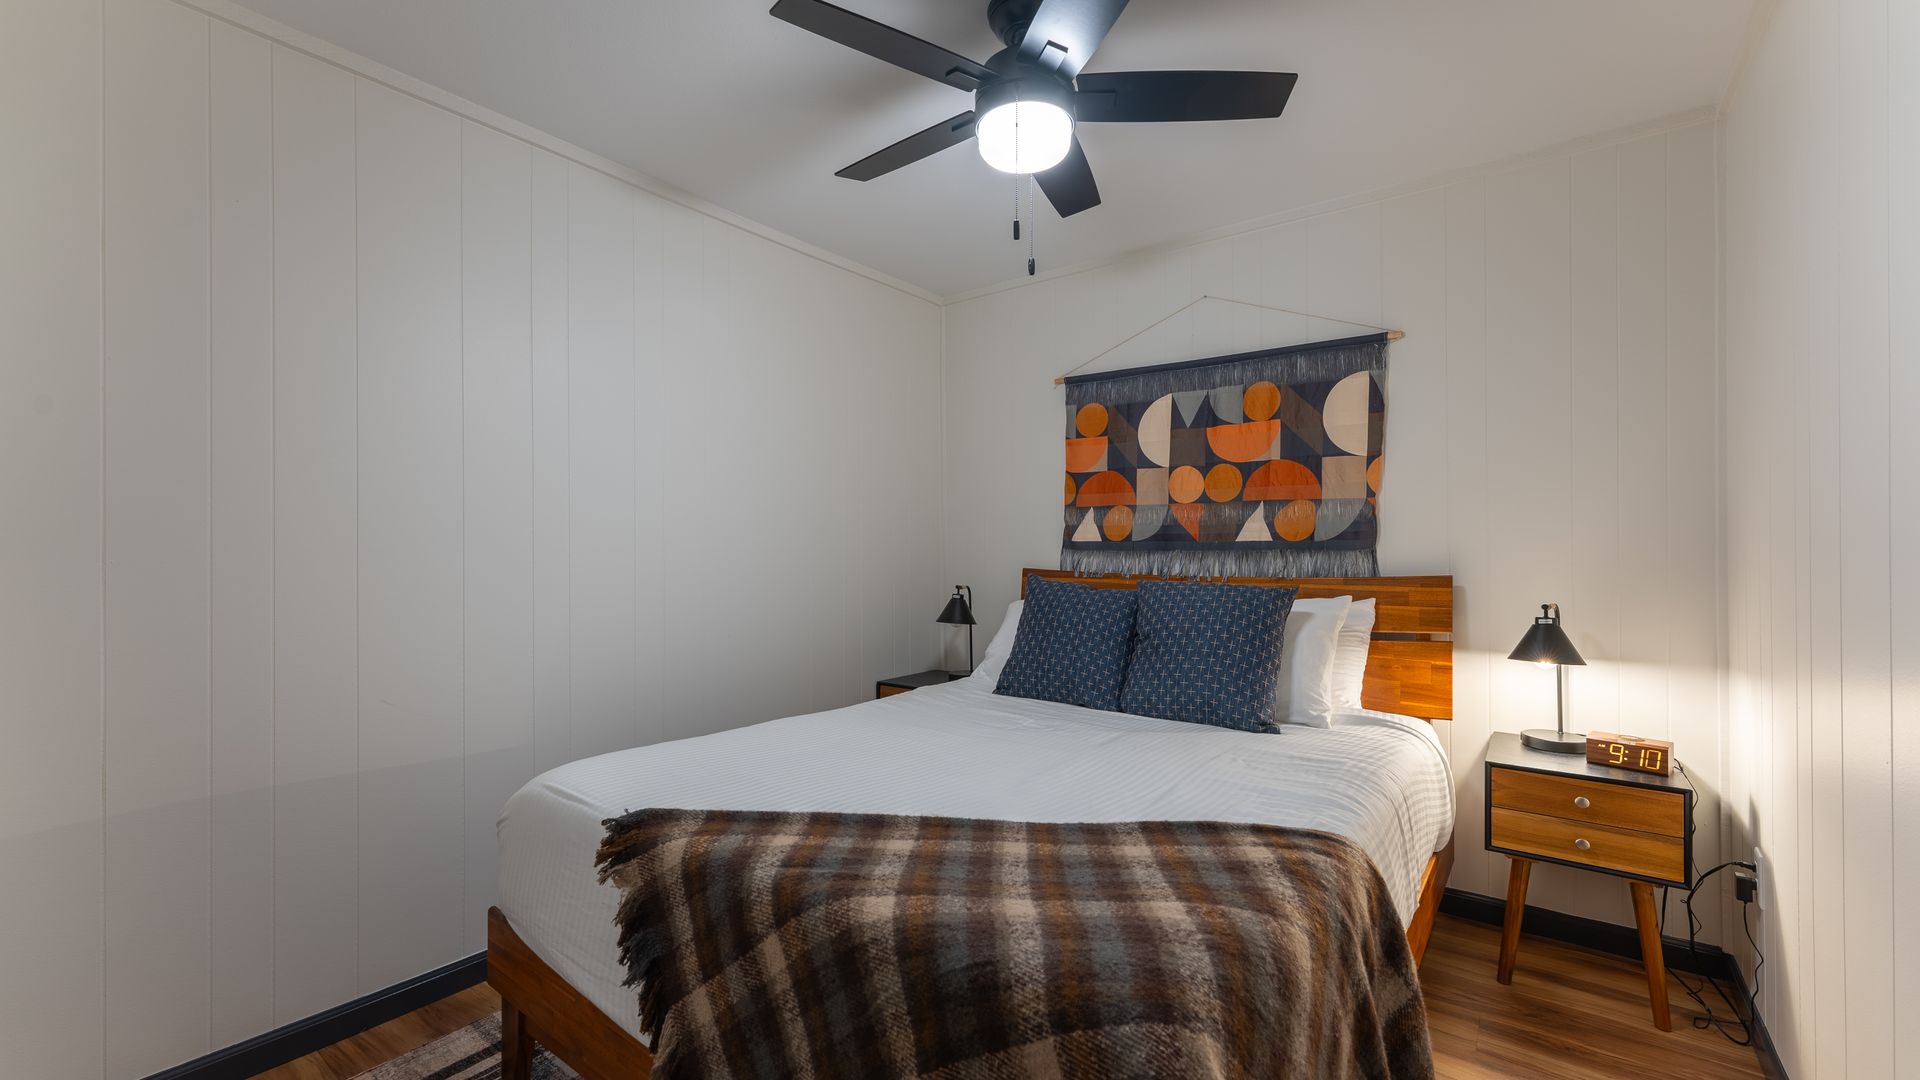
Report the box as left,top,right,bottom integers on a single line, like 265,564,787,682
489,569,1455,1079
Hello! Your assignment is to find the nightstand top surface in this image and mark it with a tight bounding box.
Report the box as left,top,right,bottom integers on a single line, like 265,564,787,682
878,669,961,690
1485,731,1693,794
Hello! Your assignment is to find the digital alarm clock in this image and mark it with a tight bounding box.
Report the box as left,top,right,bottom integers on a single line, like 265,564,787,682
1584,731,1674,776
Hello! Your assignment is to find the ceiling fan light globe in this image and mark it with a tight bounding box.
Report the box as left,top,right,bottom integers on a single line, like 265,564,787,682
976,100,1073,174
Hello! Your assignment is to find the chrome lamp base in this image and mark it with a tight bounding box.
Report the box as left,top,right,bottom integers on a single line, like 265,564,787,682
1520,727,1587,754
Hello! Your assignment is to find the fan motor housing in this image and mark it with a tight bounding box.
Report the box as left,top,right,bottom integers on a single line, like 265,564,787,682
975,71,1076,121
986,0,1043,48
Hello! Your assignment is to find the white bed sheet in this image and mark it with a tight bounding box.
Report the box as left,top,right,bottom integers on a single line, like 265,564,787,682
496,675,1455,1038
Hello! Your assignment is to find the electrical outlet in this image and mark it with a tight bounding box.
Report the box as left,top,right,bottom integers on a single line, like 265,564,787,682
1751,846,1769,912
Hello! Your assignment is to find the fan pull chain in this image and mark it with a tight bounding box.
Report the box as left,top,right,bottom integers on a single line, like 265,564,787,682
1013,172,1020,240
1027,173,1036,276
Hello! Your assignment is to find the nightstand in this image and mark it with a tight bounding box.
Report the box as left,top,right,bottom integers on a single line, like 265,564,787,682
1484,731,1694,1030
875,670,958,699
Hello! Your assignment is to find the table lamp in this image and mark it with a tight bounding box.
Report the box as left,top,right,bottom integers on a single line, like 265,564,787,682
1509,602,1586,753
937,585,977,675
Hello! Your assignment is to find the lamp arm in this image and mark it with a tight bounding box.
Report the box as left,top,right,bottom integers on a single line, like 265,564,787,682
963,585,975,673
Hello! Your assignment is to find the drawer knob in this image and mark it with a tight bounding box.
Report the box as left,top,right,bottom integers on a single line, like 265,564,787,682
1573,837,1592,851
1573,796,1591,809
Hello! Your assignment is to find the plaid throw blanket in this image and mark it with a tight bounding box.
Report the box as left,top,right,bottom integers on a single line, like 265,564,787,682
596,809,1433,1080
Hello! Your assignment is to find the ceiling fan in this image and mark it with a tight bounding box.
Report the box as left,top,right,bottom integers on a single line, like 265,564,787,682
770,0,1298,219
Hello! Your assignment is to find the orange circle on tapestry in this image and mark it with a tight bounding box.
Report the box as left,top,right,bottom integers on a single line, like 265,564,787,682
1102,505,1134,541
1204,463,1243,502
1168,466,1206,504
1243,381,1282,422
1075,403,1109,437
1274,500,1317,541
1064,473,1077,505
1367,455,1384,494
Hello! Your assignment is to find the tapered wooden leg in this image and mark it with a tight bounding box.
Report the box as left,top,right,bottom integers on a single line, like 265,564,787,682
1630,880,1673,1031
501,999,534,1080
1495,857,1531,984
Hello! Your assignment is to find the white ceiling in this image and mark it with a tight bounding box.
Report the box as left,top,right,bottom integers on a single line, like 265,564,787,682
227,0,1755,298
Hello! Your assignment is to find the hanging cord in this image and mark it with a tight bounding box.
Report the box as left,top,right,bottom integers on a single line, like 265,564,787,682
1657,764,1762,1046
1013,171,1021,241
1052,294,1404,385
1027,173,1036,276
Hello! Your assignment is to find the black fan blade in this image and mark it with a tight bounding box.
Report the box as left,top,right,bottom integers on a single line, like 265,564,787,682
1016,0,1130,79
1074,71,1298,123
1035,137,1100,217
771,0,994,91
836,111,978,181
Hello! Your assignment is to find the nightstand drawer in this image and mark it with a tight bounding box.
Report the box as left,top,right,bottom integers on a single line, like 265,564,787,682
1489,807,1685,883
1490,769,1685,837
876,683,914,698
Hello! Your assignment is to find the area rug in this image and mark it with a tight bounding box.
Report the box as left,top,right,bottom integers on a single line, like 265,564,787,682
350,1014,578,1080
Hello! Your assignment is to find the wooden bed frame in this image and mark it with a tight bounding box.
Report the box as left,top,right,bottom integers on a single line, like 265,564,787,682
488,569,1455,1080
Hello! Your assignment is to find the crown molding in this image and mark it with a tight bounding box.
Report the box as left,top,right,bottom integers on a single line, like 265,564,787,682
170,0,943,307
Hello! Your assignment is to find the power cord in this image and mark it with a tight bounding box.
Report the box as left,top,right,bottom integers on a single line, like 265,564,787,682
1657,762,1763,1046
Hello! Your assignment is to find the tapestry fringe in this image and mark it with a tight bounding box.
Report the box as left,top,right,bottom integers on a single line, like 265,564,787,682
1060,546,1380,580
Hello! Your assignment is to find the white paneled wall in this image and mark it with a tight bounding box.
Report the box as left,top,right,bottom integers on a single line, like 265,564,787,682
1,2,105,1079
942,121,1724,940
1721,0,1918,1075
1,1,944,1075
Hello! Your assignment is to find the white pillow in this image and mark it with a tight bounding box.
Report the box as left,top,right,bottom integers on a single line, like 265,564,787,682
1329,597,1376,710
1274,596,1351,727
971,600,1024,683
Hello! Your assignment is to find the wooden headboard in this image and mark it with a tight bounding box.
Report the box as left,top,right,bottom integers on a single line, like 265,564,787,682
1019,569,1454,721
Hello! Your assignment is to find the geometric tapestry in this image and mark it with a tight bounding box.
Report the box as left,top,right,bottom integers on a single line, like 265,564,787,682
1061,334,1388,579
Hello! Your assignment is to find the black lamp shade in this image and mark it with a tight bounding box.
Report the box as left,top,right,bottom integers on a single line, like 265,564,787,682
937,589,976,626
1508,604,1585,666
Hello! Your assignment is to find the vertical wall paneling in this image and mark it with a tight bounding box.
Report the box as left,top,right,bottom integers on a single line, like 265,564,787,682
631,192,666,750
355,79,466,991
940,123,1722,936
653,203,702,739
461,120,536,950
1376,189,1450,580
102,0,213,1074
1610,133,1680,927
272,44,361,1022
1890,0,1920,1062
1660,122,1723,914
1722,0,1919,1071
530,148,573,775
1834,0,1894,1071
565,165,638,760
1440,179,1493,900
1566,147,1623,747
0,0,105,1075
3,0,960,1070
208,17,276,1047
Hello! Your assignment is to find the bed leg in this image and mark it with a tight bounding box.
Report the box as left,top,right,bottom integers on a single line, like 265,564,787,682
501,999,534,1080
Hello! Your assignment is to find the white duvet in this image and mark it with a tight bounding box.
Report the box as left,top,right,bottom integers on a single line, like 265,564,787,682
496,674,1455,1037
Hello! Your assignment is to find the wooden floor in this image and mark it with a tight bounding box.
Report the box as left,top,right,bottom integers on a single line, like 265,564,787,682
253,983,502,1080
258,915,1765,1080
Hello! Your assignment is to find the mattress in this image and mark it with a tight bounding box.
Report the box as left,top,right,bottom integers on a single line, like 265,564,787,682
496,674,1455,1038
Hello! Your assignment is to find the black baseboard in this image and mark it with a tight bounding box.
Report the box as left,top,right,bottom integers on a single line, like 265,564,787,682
1443,888,1792,1078
140,952,487,1080
1722,958,1792,1080
1439,887,1732,978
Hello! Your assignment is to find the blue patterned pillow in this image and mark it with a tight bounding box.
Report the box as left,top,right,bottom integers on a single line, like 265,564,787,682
1119,581,1298,733
993,576,1139,711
